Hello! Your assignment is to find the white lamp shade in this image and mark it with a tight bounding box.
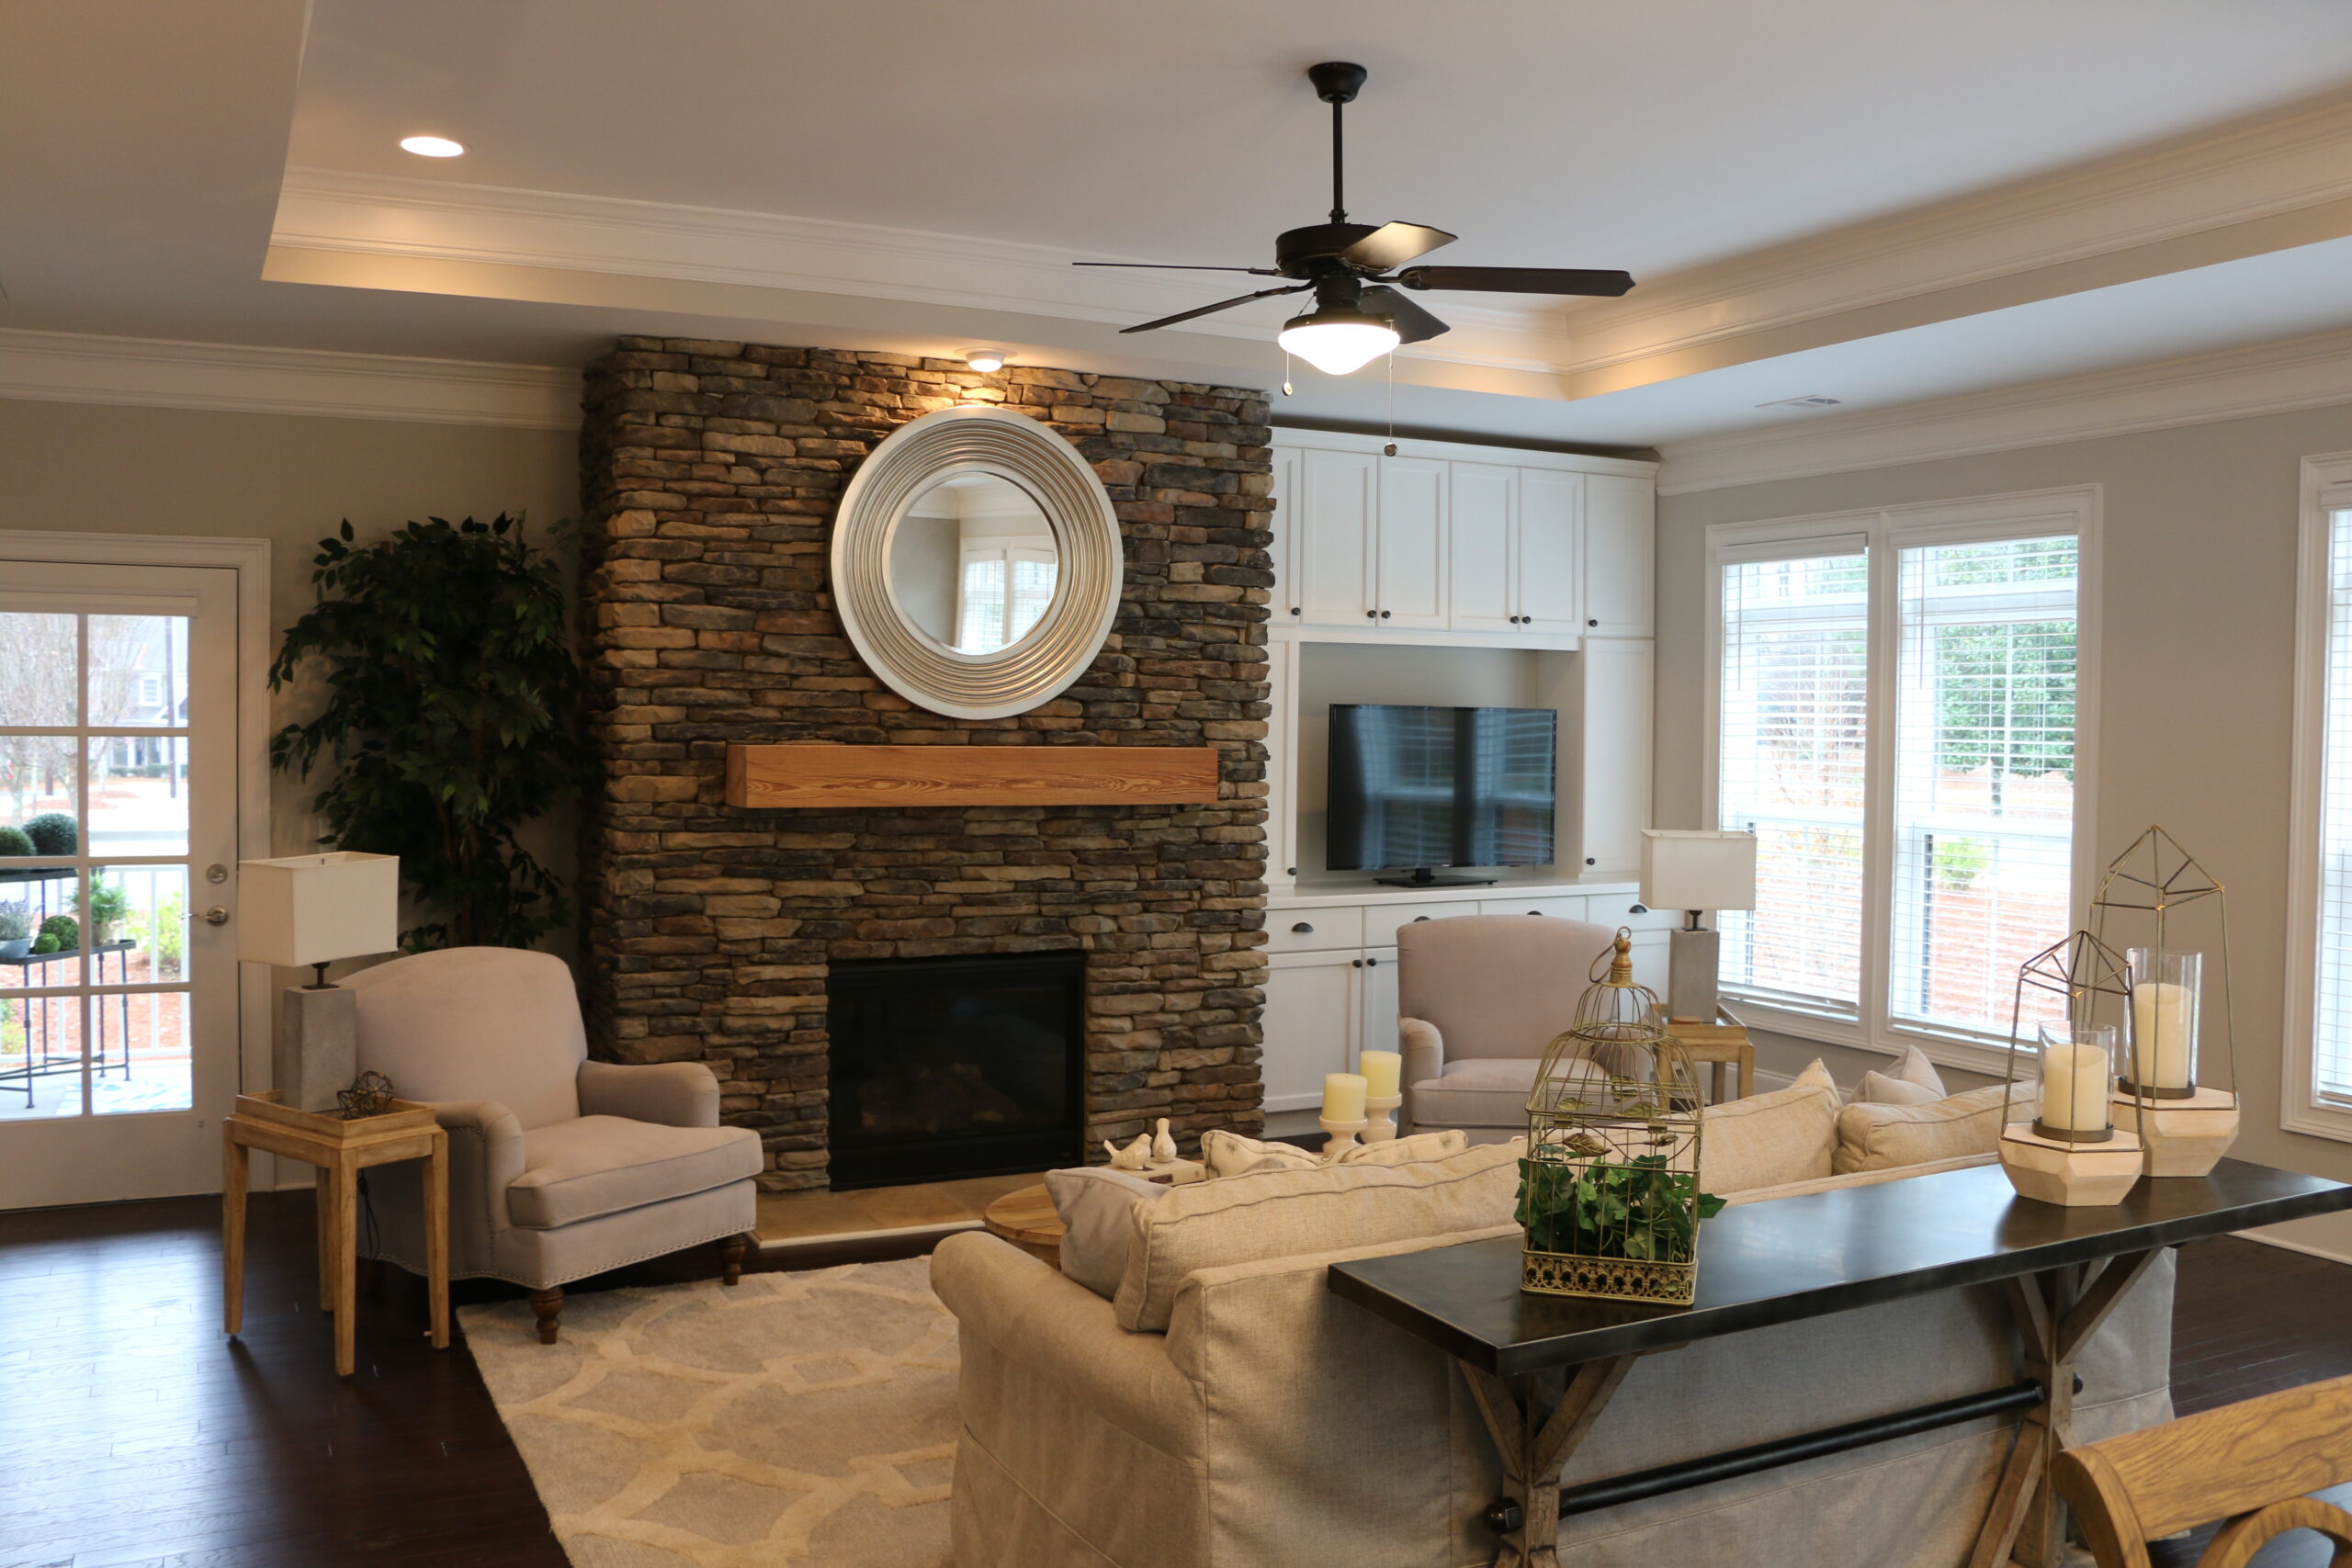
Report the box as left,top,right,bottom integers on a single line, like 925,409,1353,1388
1640,830,1757,913
238,852,401,968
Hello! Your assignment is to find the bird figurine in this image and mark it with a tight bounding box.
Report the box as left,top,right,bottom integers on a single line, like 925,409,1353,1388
1151,1118,1178,1165
1105,1134,1152,1170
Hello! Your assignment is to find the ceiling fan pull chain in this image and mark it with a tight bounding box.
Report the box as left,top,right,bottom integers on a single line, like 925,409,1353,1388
1282,349,1295,399
1385,350,1397,456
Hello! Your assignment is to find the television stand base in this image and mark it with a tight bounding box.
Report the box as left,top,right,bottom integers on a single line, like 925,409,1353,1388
1373,871,1499,889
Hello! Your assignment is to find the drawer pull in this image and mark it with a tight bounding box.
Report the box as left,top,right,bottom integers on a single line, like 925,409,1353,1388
1412,915,1431,922
1291,922,1315,934
1528,909,1544,917
1630,903,1648,915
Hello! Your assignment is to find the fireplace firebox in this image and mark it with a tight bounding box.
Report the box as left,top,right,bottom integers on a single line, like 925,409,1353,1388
825,951,1086,1189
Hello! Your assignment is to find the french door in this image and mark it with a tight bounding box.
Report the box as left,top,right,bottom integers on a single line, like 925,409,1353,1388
0,562,240,1206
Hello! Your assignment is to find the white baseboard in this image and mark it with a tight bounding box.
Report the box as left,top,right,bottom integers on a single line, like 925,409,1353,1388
2236,1213,2352,1267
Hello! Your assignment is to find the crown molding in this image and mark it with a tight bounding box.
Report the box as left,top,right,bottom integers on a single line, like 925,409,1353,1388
269,167,1573,377
0,327,579,428
1656,326,2352,494
1559,91,2352,384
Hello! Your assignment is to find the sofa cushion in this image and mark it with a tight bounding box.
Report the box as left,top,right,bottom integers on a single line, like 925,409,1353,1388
507,1115,763,1229
1698,1059,1838,1194
1410,1055,1608,1130
1114,1142,1522,1332
1331,1129,1469,1167
1201,1128,1319,1179
1835,1082,2033,1174
1856,1045,1946,1105
1046,1165,1169,1299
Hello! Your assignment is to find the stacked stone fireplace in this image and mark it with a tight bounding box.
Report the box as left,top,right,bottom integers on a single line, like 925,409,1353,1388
577,339,1272,1190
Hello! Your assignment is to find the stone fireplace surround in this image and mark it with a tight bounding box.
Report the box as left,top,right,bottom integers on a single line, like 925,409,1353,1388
578,339,1273,1190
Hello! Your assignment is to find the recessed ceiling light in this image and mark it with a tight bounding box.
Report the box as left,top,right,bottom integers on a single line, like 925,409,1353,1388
964,349,1006,373
399,135,465,158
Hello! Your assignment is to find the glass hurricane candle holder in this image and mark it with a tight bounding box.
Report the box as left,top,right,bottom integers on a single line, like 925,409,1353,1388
2033,1023,2117,1144
2123,948,2199,1099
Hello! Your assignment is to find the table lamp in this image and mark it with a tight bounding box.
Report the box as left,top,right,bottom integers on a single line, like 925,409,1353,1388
238,852,400,1113
1639,830,1757,1023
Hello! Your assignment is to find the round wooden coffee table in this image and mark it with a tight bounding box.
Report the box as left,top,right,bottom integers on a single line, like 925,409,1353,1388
981,1183,1063,1267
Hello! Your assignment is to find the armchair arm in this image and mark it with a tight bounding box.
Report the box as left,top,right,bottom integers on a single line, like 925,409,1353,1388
577,1058,720,1128
429,1100,527,1244
1399,1016,1443,1132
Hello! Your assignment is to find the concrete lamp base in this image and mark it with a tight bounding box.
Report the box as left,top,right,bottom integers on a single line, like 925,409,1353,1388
1666,926,1720,1023
274,984,356,1114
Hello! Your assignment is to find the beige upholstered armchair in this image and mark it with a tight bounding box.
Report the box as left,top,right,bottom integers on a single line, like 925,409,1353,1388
342,947,762,1342
1396,913,1620,1142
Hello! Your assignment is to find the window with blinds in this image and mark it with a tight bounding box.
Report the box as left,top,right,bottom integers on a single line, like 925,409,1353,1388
1717,549,1870,1017
1886,536,2077,1040
2311,508,2352,1105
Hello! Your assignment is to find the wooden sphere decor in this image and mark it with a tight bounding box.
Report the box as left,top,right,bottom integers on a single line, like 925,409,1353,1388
830,404,1124,719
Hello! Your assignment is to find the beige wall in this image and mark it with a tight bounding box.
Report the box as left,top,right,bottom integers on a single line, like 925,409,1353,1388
1657,400,2352,1251
0,396,581,936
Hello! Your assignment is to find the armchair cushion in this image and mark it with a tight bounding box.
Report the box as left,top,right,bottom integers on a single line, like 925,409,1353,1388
1410,1055,1608,1129
577,1058,720,1127
507,1115,763,1229
345,947,587,1131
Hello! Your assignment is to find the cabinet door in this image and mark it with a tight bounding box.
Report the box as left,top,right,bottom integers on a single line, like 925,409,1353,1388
1447,463,1517,633
1583,473,1655,637
1627,930,1670,996
1268,445,1304,626
1578,637,1653,874
1517,468,1583,637
1298,449,1377,626
1375,457,1449,629
1261,950,1362,1113
1357,946,1400,1065
1264,637,1297,890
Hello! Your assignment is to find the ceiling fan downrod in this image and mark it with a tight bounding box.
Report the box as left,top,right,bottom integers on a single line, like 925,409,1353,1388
1308,62,1368,226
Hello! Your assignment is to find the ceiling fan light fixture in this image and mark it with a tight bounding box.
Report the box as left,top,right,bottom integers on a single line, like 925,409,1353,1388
1277,307,1399,376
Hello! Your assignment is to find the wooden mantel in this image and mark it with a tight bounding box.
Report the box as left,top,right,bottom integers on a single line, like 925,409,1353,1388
724,743,1223,808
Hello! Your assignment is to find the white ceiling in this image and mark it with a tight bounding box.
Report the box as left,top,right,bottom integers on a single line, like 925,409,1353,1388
13,0,2352,451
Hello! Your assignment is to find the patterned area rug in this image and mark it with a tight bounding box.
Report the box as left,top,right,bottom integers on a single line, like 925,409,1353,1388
459,1258,956,1568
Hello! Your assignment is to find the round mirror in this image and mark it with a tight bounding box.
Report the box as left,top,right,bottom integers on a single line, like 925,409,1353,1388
887,471,1061,655
831,406,1122,719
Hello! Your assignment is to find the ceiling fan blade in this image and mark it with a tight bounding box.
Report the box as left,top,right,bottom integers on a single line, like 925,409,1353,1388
1359,285,1449,345
1073,262,1283,274
1394,265,1635,297
1120,283,1309,333
1338,221,1458,272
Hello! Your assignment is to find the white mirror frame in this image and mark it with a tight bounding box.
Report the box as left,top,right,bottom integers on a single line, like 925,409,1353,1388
831,405,1123,719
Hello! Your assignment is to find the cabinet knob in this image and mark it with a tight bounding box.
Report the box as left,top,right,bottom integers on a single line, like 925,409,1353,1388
1365,610,1377,620
1586,857,1598,866
1366,956,1378,966
1286,866,1298,876
1290,606,1302,616
1353,958,1363,968
1588,618,1600,627
1379,609,1391,619
1291,922,1315,933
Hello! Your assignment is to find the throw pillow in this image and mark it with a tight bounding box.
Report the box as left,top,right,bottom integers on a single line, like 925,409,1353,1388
1834,1082,2037,1174
1698,1058,1839,1194
1330,1129,1469,1167
1855,1045,1947,1106
1201,1128,1320,1179
1045,1166,1170,1300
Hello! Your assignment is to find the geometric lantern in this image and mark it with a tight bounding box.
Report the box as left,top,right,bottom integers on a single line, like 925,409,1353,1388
1997,931,2144,1206
1518,930,1717,1304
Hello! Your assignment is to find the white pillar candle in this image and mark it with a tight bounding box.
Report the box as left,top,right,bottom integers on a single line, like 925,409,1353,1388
1322,1072,1368,1122
2129,980,2196,1091
2041,1041,2112,1134
1359,1050,1402,1100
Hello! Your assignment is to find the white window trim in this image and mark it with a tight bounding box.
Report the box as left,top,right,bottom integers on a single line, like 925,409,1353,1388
2283,451,2352,1143
1704,485,2102,1080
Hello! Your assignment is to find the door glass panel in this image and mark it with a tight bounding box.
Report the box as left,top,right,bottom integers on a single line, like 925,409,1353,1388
86,735,188,858
86,615,187,728
3,735,76,847
0,869,82,991
0,613,78,726
94,989,191,1116
101,863,189,985
0,993,85,1122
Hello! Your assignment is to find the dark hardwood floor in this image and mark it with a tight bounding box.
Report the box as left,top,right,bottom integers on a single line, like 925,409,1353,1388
2,1196,2348,1567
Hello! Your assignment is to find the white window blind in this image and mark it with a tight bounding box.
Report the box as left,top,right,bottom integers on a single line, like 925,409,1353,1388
956,545,1057,654
2312,507,2352,1104
1887,536,2077,1040
1717,550,1870,1016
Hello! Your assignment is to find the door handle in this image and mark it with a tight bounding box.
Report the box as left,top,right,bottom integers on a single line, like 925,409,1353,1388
199,907,229,926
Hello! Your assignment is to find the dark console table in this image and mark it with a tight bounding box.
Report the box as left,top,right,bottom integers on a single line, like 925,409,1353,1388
1328,1157,2352,1568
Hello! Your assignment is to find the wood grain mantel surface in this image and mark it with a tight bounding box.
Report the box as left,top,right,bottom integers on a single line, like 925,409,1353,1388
725,743,1222,808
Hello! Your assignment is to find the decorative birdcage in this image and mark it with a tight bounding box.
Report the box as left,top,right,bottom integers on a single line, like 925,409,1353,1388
1518,930,1715,1304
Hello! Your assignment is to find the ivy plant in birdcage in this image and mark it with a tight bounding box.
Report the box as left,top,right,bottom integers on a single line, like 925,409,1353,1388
1518,930,1722,1305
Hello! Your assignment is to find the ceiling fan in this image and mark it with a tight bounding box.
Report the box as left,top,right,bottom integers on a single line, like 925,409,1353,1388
1075,61,1635,376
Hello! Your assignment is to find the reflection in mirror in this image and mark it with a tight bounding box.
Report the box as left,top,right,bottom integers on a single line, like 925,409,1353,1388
888,472,1059,655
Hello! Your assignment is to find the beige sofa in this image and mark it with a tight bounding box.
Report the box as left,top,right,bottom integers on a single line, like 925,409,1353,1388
933,1073,2170,1568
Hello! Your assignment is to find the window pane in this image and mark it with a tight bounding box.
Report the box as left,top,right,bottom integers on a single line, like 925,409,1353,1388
86,735,188,858
98,863,189,985
1888,536,2076,1038
94,989,191,1116
0,612,77,726
86,615,187,728
959,556,1008,652
0,993,85,1122
0,868,82,991
1718,552,1870,1014
2,735,76,836
1008,553,1057,646
2313,510,2352,1102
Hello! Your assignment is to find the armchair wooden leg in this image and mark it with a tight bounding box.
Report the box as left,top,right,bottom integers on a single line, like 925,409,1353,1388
719,1232,750,1286
529,1287,563,1345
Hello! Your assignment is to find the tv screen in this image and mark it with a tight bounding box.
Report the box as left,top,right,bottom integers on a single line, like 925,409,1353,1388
1326,705,1556,874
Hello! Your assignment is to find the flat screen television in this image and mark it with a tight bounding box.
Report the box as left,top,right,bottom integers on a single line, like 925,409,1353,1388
1326,704,1557,887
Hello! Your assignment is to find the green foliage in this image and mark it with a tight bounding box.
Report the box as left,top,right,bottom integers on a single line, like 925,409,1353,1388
153,888,185,968
1517,1155,1728,1265
269,514,595,950
85,874,130,931
1933,835,1991,892
21,813,76,855
39,914,78,951
0,826,29,858
1931,619,2075,780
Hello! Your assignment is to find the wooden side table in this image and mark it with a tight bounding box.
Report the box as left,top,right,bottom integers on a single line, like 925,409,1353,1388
223,1091,449,1377
1662,1016,1755,1104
